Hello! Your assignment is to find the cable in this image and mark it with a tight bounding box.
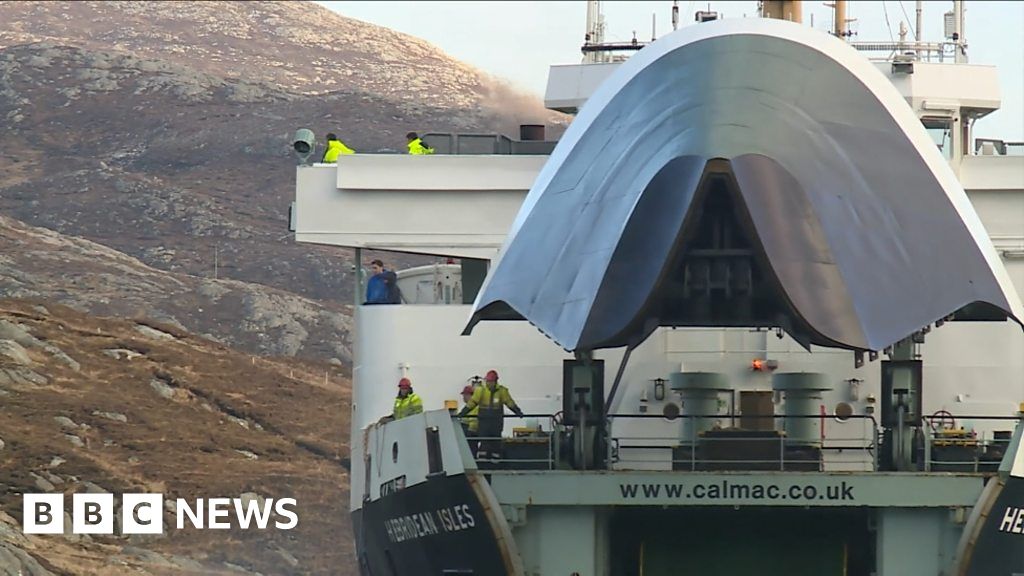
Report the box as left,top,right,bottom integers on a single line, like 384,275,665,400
898,0,916,40
881,1,895,42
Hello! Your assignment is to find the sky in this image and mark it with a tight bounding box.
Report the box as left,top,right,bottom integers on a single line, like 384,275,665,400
319,1,1024,140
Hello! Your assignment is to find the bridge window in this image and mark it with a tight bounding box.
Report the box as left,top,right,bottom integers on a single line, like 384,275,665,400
922,117,953,160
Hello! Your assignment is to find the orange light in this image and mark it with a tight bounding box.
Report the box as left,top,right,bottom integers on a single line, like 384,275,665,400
751,358,778,371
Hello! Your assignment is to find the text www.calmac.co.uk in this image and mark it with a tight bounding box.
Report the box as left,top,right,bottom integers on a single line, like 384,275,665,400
618,481,855,502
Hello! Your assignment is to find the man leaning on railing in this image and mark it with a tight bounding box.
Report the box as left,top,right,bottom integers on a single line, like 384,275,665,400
459,370,523,462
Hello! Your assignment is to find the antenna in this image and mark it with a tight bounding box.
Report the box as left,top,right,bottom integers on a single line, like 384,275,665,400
672,0,679,30
583,0,607,63
652,13,657,41
953,0,966,63
943,0,967,63
915,0,922,42
915,0,923,59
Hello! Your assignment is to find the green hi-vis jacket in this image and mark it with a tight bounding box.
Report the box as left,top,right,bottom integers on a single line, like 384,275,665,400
322,139,355,162
393,392,423,420
460,404,480,433
467,384,519,414
407,138,434,155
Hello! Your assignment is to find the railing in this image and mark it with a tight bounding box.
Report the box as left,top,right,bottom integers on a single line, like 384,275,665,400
975,138,1024,156
457,413,560,471
850,41,961,63
466,434,556,470
608,414,879,473
454,413,1019,474
456,413,881,473
420,133,512,155
920,415,1018,473
420,132,556,155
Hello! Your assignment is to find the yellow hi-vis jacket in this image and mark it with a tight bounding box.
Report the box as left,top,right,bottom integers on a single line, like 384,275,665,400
466,384,519,414
460,404,480,433
407,138,434,155
393,393,423,420
322,139,355,162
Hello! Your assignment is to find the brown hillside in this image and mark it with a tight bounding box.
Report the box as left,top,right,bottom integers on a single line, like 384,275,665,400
0,298,352,575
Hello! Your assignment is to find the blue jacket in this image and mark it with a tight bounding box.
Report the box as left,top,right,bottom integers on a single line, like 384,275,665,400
366,270,400,304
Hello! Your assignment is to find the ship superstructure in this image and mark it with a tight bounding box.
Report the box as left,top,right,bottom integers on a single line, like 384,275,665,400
293,2,1024,574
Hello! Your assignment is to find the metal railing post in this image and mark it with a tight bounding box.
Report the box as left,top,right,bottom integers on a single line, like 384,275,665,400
779,434,785,471
923,425,932,472
691,433,697,471
548,431,554,470
606,417,615,468
873,426,879,471
553,426,561,469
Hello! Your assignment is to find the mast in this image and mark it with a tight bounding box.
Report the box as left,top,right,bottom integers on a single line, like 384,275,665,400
579,0,645,62
583,0,607,64
916,0,923,58
953,0,966,63
833,0,848,40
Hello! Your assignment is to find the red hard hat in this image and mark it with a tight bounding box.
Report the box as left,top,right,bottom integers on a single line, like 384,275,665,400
398,378,412,389
485,370,499,382
461,385,474,395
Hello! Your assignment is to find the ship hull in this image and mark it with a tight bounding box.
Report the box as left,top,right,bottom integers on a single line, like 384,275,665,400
353,472,509,576
964,475,1024,576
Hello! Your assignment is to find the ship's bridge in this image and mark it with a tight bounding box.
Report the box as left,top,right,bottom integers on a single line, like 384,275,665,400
292,130,553,256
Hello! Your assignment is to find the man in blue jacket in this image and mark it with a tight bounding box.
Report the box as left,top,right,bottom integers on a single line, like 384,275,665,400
365,259,400,304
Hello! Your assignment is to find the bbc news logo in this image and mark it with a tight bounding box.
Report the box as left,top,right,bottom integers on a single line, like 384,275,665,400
23,493,298,534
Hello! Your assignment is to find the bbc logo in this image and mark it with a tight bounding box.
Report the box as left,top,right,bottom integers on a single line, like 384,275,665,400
23,493,298,534
23,493,162,535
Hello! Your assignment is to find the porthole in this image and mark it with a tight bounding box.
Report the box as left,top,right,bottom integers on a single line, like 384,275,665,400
834,402,854,422
662,403,681,421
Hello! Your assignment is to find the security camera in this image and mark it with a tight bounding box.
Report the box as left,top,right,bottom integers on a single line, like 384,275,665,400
293,128,316,165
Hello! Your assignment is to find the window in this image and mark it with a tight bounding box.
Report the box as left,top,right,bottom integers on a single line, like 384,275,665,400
922,117,953,160
426,427,444,475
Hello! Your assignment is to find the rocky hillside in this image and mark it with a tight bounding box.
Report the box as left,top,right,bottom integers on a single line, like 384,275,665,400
0,214,353,363
0,298,352,575
0,1,564,362
0,0,538,112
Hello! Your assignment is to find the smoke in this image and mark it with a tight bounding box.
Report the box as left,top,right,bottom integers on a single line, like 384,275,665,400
475,73,571,139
